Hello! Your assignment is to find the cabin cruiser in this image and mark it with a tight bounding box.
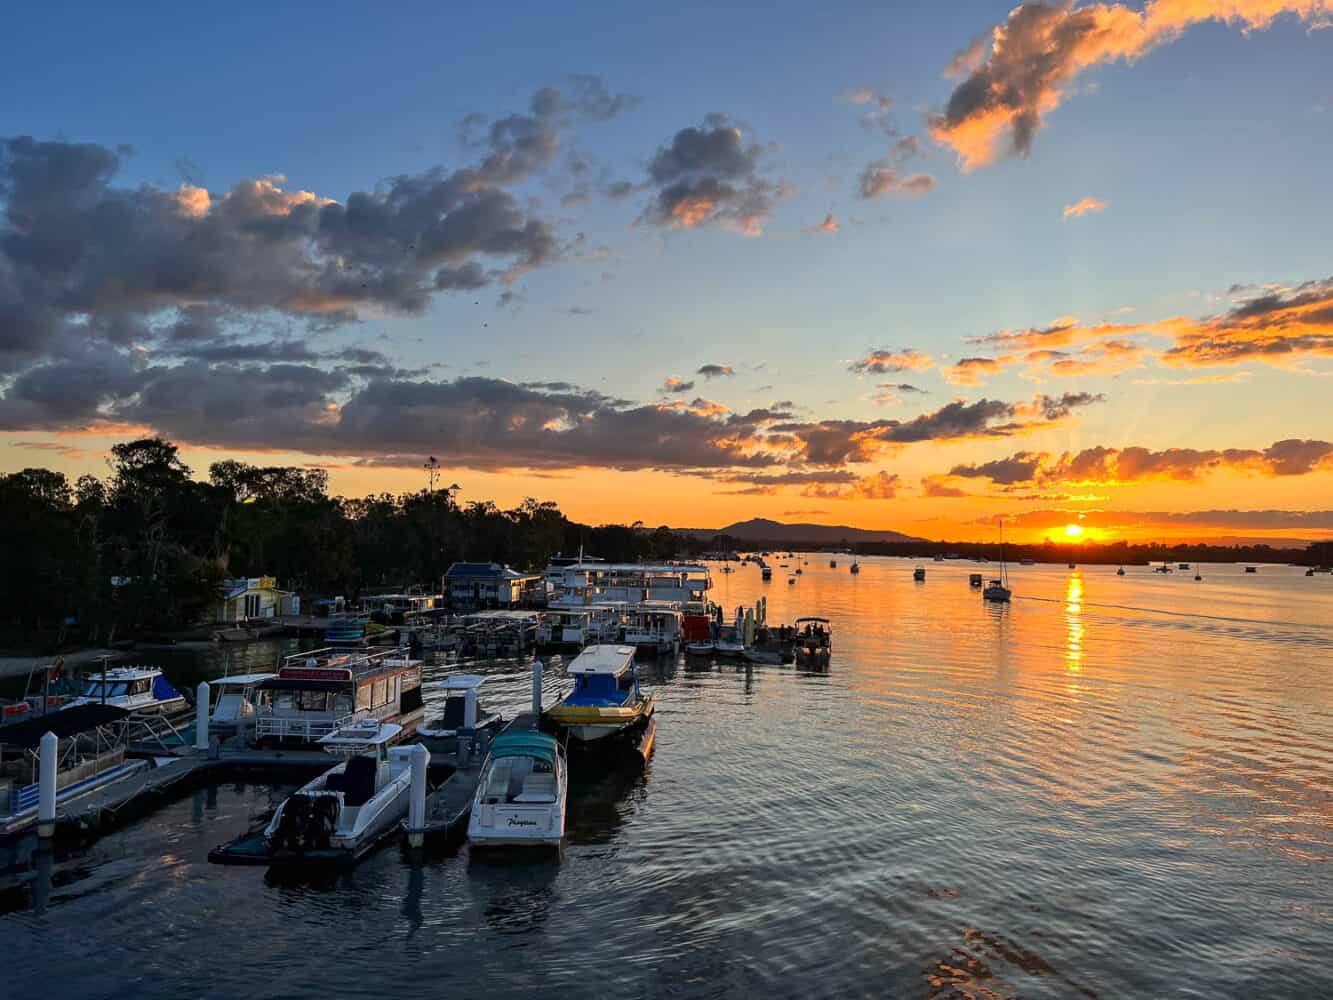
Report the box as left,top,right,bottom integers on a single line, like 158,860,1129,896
620,605,683,656
468,730,567,848
69,666,187,715
536,609,593,651
417,675,503,754
260,719,414,863
546,645,655,743
252,646,423,745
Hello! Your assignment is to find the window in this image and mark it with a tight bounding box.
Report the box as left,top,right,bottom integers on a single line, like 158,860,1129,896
243,593,261,618
372,679,387,707
356,684,371,711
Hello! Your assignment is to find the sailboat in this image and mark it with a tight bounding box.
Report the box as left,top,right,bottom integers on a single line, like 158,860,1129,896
983,519,1012,602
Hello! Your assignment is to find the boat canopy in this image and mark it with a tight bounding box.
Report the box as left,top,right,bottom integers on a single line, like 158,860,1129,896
209,673,276,687
567,645,635,676
490,731,558,766
423,674,488,692
319,720,401,749
795,617,830,624
0,704,129,748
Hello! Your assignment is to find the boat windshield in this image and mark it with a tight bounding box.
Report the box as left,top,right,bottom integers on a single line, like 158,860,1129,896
81,680,130,697
478,755,557,804
565,672,631,707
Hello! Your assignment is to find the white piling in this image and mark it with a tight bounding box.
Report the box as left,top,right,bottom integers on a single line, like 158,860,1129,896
407,743,429,848
194,681,210,751
532,659,543,715
38,731,57,838
463,687,478,729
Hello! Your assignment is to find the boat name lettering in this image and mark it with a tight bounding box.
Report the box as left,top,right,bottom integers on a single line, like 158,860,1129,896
506,817,539,827
281,667,353,681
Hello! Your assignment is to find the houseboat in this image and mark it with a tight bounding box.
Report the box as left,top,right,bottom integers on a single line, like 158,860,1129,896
69,666,188,716
546,645,656,744
417,675,503,755
468,730,567,848
252,646,423,745
536,609,594,651
620,605,684,656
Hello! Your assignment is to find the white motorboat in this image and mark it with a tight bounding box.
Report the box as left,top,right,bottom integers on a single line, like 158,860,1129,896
205,672,275,736
714,628,745,657
260,719,415,863
468,729,568,848
417,674,503,754
69,666,187,715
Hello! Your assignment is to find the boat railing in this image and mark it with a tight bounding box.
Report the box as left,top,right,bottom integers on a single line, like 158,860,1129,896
255,712,359,742
279,646,415,680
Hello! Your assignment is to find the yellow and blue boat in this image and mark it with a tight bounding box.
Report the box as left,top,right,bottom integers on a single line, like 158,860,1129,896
545,645,655,744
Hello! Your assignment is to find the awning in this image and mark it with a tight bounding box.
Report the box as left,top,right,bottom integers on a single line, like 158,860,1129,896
0,704,129,749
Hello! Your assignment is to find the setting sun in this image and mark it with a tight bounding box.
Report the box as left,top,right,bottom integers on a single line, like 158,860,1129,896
1064,523,1084,539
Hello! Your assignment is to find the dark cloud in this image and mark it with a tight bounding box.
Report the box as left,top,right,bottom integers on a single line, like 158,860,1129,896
661,376,695,394
858,163,936,199
949,438,1333,487
639,116,785,235
696,363,735,378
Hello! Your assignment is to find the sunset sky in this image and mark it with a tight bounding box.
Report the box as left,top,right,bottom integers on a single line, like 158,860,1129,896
2,0,1331,543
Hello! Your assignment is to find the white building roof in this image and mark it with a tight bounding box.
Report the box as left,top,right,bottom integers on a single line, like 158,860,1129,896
567,645,635,676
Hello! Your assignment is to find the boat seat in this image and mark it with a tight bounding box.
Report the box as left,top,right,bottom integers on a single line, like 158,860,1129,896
515,772,557,803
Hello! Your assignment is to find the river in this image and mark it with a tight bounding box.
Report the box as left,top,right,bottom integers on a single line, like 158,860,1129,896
2,558,1331,998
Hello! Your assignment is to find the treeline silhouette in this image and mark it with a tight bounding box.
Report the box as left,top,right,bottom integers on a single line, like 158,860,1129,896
1,437,708,648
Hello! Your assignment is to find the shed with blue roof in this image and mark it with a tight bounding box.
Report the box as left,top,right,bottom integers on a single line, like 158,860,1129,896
443,562,542,609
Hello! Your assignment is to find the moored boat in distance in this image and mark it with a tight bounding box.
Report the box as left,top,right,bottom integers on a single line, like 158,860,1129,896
1117,566,1125,576
417,675,503,755
969,573,983,587
850,562,860,575
829,559,837,568
1245,566,1258,573
984,518,1013,603
545,645,655,744
761,565,773,581
1020,558,1035,566
793,617,832,668
913,566,926,582
684,640,715,657
468,730,567,848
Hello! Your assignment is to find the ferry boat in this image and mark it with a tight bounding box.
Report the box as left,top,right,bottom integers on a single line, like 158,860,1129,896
468,729,567,848
252,646,423,745
255,719,414,864
620,605,683,656
417,675,503,754
69,666,187,715
536,609,593,651
545,645,655,743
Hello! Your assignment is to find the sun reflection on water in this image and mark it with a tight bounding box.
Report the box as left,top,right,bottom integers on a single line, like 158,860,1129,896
1065,572,1084,675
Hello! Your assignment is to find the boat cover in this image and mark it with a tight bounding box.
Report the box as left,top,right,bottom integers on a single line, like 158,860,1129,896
153,675,183,701
490,731,557,766
0,704,129,748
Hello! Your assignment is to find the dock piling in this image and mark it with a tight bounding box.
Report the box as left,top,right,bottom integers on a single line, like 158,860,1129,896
532,658,543,715
194,681,210,750
407,743,429,848
38,730,57,838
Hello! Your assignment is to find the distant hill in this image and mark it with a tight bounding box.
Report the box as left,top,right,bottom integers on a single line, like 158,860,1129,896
680,517,925,545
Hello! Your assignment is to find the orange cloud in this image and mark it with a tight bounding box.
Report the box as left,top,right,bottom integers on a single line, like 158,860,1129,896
803,213,840,234
849,348,935,374
921,474,970,497
1062,196,1107,219
943,356,1005,385
801,470,900,500
949,437,1333,487
1162,278,1333,366
931,1,1328,171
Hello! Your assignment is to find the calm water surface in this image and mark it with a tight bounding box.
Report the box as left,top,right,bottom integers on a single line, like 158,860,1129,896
3,560,1331,998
